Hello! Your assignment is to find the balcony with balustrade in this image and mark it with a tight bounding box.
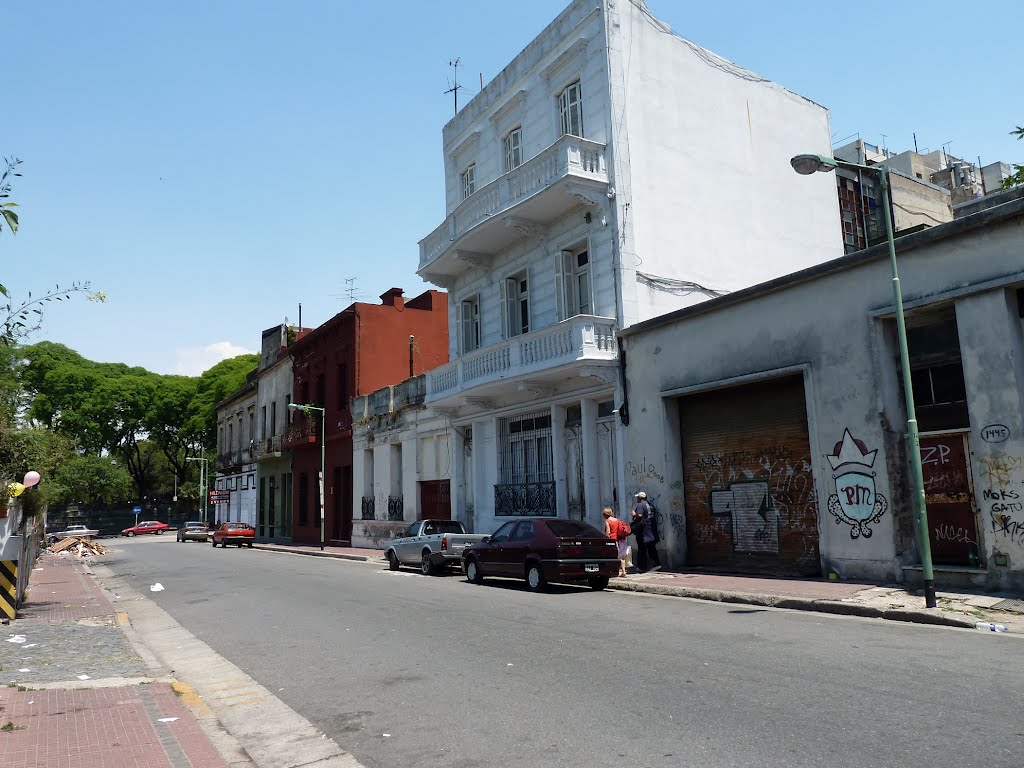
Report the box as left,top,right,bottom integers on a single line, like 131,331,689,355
425,314,617,407
418,136,609,284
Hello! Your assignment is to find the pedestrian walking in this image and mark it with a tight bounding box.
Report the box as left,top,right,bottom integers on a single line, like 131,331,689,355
602,507,629,577
631,491,661,573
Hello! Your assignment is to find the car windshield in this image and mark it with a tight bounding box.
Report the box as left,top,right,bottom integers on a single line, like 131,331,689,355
185,523,206,528
544,520,607,538
228,523,252,530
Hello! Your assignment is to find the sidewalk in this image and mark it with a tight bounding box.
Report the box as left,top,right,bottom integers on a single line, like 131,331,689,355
0,553,235,768
251,541,1021,632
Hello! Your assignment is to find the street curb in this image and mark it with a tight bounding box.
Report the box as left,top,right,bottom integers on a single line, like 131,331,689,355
250,543,377,563
607,580,979,629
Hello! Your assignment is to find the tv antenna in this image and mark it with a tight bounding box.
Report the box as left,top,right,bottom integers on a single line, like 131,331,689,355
445,57,465,115
329,277,360,304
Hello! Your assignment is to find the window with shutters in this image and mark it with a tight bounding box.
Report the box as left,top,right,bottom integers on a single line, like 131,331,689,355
555,248,593,320
501,271,529,338
459,294,481,354
558,81,583,138
504,128,523,172
461,164,476,200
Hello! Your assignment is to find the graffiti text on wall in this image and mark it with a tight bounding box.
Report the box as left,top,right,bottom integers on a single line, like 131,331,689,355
625,457,664,486
826,429,888,539
980,454,1024,547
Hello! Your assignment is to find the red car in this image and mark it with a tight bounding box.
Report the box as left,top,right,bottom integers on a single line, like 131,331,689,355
212,522,255,548
122,520,170,537
462,518,619,592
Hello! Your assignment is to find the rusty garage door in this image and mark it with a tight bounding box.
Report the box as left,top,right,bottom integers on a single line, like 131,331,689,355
680,375,821,576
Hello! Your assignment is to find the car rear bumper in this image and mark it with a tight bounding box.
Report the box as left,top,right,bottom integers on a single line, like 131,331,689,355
542,558,619,580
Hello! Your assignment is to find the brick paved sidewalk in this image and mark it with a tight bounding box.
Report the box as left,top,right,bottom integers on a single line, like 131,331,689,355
0,553,231,767
0,683,226,768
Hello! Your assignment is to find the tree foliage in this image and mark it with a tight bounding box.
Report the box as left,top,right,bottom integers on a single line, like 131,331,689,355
18,342,258,501
1004,126,1024,190
43,454,135,507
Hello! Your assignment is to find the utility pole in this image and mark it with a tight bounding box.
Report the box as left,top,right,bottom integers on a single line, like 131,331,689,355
445,58,464,115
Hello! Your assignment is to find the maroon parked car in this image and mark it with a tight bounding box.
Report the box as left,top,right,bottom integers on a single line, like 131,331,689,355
462,518,619,592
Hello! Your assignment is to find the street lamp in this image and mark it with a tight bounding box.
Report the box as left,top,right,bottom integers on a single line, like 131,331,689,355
791,152,937,608
185,454,210,525
289,403,326,551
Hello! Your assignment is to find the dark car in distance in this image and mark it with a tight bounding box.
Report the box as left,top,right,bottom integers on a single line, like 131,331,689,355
462,518,619,592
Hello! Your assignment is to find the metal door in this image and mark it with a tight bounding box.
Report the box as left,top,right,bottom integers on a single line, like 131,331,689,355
596,419,619,512
920,432,981,566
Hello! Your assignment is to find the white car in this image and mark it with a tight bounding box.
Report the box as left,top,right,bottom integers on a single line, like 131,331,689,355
47,524,99,544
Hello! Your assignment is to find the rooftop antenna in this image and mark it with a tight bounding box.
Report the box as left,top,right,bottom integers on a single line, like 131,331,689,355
913,132,919,153
445,58,464,115
344,277,357,303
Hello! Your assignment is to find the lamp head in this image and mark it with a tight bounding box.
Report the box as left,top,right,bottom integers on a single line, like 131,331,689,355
790,154,838,175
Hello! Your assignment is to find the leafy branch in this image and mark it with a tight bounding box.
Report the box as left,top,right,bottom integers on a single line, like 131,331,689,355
0,156,22,236
1003,126,1024,190
2,283,107,346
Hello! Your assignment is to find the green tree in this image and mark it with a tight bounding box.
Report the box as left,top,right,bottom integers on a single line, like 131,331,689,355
1003,126,1024,189
186,354,259,453
43,454,135,507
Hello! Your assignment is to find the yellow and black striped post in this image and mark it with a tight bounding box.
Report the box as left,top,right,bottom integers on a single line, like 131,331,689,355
0,560,17,619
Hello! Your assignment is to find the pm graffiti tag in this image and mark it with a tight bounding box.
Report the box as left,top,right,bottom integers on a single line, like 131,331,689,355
826,429,888,539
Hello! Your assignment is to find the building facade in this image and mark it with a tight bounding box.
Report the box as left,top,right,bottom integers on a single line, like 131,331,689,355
618,195,1024,591
253,324,299,543
416,0,842,535
350,376,461,548
214,378,258,527
288,289,448,546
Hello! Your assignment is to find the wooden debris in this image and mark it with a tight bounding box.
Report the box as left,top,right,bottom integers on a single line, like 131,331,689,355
47,536,109,556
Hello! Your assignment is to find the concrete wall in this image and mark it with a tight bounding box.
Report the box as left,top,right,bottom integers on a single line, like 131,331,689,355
888,171,953,232
619,200,1024,587
611,0,843,326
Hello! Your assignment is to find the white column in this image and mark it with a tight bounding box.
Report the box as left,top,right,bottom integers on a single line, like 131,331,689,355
401,436,418,522
352,445,366,525
551,403,568,516
580,398,600,525
472,417,497,533
373,444,390,520
452,426,467,525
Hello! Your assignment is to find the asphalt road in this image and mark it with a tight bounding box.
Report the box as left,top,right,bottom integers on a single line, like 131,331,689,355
104,536,1023,768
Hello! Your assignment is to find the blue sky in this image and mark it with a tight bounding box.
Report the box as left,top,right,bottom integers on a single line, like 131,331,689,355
5,1,1020,375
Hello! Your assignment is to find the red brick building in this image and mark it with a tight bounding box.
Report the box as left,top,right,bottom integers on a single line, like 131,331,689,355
285,288,448,546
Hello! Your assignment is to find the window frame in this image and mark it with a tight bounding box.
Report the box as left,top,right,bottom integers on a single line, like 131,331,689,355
500,269,530,339
558,81,583,138
461,163,476,200
555,245,594,320
458,293,482,354
503,127,523,173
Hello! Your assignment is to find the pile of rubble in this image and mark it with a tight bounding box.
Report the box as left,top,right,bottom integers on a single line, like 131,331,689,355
47,536,109,557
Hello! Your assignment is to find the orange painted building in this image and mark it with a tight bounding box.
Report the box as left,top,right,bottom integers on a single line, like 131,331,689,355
284,288,448,546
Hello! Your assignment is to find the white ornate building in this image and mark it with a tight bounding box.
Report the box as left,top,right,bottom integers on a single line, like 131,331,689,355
417,0,842,533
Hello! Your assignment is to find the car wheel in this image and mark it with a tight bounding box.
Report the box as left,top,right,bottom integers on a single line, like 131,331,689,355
247,542,253,548
387,551,400,571
211,539,217,547
588,576,610,591
156,530,164,535
126,531,135,538
525,563,547,593
465,558,484,585
421,550,436,576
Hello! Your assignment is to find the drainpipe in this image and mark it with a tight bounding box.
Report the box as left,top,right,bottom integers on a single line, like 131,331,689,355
616,336,630,427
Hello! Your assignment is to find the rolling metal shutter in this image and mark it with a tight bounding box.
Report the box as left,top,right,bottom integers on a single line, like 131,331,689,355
680,375,821,576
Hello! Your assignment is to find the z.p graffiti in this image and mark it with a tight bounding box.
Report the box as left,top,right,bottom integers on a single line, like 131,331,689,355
826,429,888,539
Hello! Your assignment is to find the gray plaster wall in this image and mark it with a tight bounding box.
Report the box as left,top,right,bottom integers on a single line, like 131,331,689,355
619,202,1024,587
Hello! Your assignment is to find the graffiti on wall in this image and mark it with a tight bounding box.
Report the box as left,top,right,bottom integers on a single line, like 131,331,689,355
625,457,665,486
979,453,1024,548
708,481,779,553
826,429,888,539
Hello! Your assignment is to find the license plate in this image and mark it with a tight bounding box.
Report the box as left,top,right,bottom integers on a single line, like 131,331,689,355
585,564,599,573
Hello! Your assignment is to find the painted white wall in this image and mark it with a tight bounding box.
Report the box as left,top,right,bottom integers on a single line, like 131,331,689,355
609,0,843,327
619,205,1024,587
